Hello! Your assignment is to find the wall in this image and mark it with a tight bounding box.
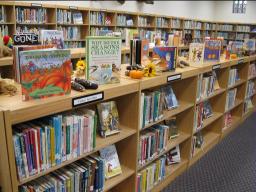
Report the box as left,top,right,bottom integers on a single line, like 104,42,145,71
214,1,256,24
18,1,216,21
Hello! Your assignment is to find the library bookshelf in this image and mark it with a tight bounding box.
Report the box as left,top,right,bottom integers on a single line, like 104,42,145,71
0,55,256,192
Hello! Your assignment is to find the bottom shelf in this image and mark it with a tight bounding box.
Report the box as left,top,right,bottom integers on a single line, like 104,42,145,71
151,159,188,192
190,132,220,166
104,165,134,192
222,116,241,138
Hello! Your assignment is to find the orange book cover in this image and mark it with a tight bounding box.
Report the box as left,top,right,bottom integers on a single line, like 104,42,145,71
19,49,71,101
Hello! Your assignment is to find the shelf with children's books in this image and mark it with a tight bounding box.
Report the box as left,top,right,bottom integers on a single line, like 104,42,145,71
227,79,246,90
196,88,226,104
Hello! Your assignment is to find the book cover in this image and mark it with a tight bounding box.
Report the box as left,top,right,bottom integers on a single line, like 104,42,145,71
152,46,177,71
203,101,213,119
40,30,64,49
19,49,71,101
97,101,120,137
244,39,255,51
141,39,149,65
204,39,221,62
99,145,122,179
86,36,121,85
189,43,204,64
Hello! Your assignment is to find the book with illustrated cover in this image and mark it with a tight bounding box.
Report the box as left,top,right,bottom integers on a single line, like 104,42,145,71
99,145,122,179
152,46,177,71
97,101,120,137
189,43,204,65
40,30,64,49
72,12,83,24
166,145,181,165
204,39,221,62
86,36,121,85
203,101,213,119
162,86,179,110
164,117,179,139
141,39,150,65
19,49,71,101
244,39,255,51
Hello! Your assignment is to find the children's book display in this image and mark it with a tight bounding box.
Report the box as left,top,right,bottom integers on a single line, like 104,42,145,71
99,144,122,179
86,36,122,85
19,49,71,101
189,43,204,65
152,46,177,71
40,30,65,49
166,145,181,165
204,39,221,62
97,101,120,137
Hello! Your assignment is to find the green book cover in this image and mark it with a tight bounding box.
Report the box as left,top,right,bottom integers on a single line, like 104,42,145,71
86,36,121,85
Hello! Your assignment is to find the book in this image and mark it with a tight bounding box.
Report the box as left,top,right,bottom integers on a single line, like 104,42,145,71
164,117,179,139
40,30,64,49
243,39,255,51
141,39,150,65
99,145,122,179
166,145,181,165
204,39,221,62
19,49,71,101
189,43,204,64
97,101,120,137
203,100,213,119
86,36,121,85
152,46,177,71
162,85,179,110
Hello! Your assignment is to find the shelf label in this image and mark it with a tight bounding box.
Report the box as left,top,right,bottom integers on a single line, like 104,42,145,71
13,33,39,45
31,3,42,7
238,59,244,64
72,92,104,107
167,73,182,83
212,64,221,70
69,6,78,10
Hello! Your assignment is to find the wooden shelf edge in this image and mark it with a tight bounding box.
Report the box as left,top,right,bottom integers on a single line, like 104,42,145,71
196,88,226,104
224,99,243,114
18,126,136,185
227,79,246,90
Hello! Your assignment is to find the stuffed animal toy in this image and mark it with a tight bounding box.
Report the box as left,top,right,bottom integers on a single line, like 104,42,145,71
0,77,17,96
0,35,12,58
3,35,13,49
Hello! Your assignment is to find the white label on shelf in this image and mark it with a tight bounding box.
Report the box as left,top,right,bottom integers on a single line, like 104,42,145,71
72,92,104,107
31,3,42,7
167,74,182,82
238,59,244,64
69,6,78,10
212,64,221,70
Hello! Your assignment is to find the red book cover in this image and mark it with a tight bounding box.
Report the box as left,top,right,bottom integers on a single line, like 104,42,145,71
29,129,38,174
36,127,42,172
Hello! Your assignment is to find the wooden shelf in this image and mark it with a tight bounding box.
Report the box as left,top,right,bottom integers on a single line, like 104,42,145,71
64,39,86,42
18,126,136,185
227,79,246,90
138,132,190,171
0,56,13,67
190,132,220,166
194,112,223,134
248,75,256,80
196,88,226,104
0,79,139,124
57,23,88,26
16,23,56,26
104,165,134,192
225,99,243,113
222,116,241,138
141,101,194,130
90,24,115,27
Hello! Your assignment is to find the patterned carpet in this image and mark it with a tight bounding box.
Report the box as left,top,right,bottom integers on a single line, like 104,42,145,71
162,112,256,192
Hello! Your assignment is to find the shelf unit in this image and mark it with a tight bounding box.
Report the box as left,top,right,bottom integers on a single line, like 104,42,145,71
0,55,256,192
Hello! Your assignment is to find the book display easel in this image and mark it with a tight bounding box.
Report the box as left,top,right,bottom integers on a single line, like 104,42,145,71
0,55,255,192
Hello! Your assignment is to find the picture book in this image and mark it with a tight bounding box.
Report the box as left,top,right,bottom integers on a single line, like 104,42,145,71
203,100,213,119
204,39,221,62
141,39,150,65
152,46,177,71
165,117,179,139
189,43,204,65
86,36,121,85
166,145,181,165
125,28,139,47
97,101,120,137
19,49,71,101
99,144,122,179
244,39,255,51
162,85,179,110
40,30,64,49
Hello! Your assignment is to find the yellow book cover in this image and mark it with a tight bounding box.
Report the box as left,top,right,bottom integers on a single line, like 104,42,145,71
50,126,56,167
142,170,147,192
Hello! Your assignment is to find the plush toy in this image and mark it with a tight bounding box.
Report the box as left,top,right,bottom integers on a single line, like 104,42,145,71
0,77,17,96
0,35,12,58
3,35,13,49
73,59,86,78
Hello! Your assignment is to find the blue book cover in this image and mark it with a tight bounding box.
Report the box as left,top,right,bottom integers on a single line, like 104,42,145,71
153,46,177,71
204,39,221,62
53,115,62,165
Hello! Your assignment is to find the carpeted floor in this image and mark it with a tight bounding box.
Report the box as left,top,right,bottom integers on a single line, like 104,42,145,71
162,112,256,192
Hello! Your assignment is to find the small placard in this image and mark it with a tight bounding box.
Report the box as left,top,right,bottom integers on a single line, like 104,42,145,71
212,64,221,70
238,59,244,64
72,92,104,107
13,33,39,45
69,6,78,10
31,3,42,7
167,74,182,83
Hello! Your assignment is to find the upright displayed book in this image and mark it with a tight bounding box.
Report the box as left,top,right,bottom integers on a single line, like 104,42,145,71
86,36,122,85
204,39,221,62
243,39,256,51
97,101,120,137
125,28,139,47
19,49,71,101
189,43,204,65
40,30,64,49
165,117,179,139
166,145,181,165
152,46,177,71
99,144,122,179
